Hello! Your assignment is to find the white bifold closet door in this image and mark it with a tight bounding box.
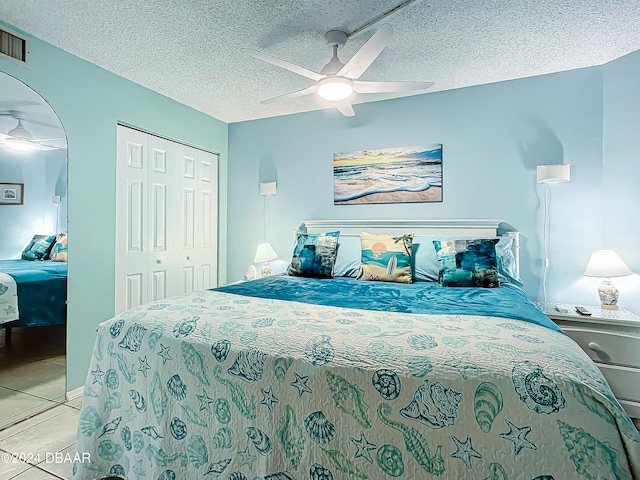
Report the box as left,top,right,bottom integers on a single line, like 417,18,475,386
115,125,218,315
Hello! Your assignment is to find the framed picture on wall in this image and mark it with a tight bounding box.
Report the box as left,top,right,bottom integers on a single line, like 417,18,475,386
0,183,24,205
333,144,443,205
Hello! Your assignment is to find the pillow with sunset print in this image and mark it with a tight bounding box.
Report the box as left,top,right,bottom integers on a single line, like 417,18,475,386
49,232,68,262
356,232,413,283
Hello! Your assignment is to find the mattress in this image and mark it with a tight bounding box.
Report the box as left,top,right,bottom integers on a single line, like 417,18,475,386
73,278,640,479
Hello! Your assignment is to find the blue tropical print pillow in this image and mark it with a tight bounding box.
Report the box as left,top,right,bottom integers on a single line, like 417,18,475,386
433,239,500,287
288,231,340,278
21,234,57,261
357,233,413,284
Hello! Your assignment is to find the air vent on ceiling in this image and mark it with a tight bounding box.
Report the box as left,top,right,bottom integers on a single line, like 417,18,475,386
0,28,27,63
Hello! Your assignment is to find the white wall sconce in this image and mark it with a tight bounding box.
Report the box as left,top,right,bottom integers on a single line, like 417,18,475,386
259,182,277,196
256,181,277,277
537,164,571,183
537,163,570,303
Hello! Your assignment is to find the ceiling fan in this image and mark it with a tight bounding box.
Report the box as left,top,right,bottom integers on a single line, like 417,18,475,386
0,110,66,151
244,24,435,117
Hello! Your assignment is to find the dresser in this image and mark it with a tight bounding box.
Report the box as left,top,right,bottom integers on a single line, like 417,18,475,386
535,302,640,426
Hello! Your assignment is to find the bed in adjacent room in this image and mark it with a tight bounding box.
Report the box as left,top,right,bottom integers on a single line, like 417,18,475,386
73,220,640,480
0,233,68,336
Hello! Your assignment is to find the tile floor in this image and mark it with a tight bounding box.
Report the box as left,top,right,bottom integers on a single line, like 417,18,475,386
0,396,81,479
0,325,67,430
1,325,74,479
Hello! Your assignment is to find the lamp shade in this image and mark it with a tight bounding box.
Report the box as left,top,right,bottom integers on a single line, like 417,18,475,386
254,242,278,263
537,164,571,183
584,250,632,278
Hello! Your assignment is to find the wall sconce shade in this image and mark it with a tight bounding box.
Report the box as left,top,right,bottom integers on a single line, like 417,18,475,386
584,250,632,310
259,182,277,196
537,164,571,183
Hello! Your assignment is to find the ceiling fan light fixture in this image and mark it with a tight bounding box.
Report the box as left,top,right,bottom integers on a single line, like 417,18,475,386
6,138,36,151
8,119,33,141
317,77,353,102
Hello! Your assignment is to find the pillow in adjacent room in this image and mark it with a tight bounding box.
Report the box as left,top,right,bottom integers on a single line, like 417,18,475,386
49,232,68,262
357,232,413,283
21,234,57,261
433,238,500,287
288,231,340,278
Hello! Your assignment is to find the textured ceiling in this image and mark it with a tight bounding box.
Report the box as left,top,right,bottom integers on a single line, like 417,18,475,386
1,0,640,123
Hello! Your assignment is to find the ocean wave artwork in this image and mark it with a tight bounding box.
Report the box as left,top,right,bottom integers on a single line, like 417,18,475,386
333,145,442,205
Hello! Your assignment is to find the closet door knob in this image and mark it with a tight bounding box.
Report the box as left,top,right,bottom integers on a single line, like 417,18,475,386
588,342,601,353
156,259,163,264
186,256,191,260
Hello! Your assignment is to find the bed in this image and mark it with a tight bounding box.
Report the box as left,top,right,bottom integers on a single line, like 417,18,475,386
73,220,640,480
0,259,68,339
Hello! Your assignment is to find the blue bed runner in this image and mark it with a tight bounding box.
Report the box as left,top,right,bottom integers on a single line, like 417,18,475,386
0,259,67,329
214,275,562,333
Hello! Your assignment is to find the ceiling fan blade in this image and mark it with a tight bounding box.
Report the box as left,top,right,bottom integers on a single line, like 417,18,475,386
334,101,355,117
31,137,66,142
243,48,324,81
337,24,393,79
353,80,435,94
0,138,64,151
32,142,62,151
260,85,318,105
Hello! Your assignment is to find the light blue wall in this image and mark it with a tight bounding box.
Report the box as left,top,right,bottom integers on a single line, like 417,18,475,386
228,63,640,315
601,50,640,314
0,22,229,390
0,148,66,258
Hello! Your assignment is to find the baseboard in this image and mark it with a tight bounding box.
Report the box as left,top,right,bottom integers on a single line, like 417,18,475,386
66,386,83,401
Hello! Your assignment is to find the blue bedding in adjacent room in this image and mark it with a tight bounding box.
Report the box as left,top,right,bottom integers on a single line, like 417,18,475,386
215,275,562,333
0,259,67,329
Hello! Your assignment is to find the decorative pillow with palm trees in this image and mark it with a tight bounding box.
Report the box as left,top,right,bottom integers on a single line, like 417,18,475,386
357,232,413,283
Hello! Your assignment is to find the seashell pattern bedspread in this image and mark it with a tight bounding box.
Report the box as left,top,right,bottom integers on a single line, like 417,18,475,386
73,288,640,479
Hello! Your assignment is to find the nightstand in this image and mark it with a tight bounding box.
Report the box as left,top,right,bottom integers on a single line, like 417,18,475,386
535,302,640,422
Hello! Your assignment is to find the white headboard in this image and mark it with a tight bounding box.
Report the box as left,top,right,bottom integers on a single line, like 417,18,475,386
300,219,520,278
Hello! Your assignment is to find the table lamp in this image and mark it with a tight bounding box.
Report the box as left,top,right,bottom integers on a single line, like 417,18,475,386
584,250,632,310
254,242,278,277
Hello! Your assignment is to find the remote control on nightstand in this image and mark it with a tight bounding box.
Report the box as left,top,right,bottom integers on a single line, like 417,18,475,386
575,306,592,316
554,304,569,313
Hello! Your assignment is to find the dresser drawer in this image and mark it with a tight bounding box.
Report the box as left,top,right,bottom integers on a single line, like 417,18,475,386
562,327,640,368
598,364,640,404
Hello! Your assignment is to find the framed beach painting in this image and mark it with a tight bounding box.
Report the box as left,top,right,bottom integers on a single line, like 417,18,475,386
333,144,442,205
